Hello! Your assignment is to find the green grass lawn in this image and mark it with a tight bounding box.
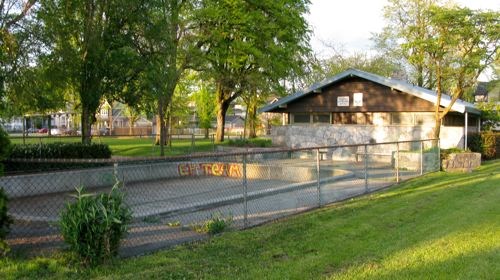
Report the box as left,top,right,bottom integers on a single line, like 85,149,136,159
1,160,499,279
9,136,217,157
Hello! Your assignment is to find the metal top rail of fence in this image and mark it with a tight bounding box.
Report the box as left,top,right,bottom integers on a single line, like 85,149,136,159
6,138,439,163
2,139,440,257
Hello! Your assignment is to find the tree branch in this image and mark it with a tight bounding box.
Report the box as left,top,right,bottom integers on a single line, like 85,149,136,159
4,0,36,30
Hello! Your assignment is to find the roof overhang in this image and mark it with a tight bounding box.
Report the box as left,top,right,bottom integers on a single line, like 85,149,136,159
259,69,481,115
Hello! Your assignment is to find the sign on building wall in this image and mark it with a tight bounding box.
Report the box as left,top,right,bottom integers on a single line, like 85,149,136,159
353,92,363,106
337,96,349,106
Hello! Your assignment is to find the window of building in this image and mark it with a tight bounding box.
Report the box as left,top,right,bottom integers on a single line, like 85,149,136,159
293,113,310,124
333,113,354,124
313,113,330,124
443,114,465,126
373,113,390,125
414,113,435,125
333,113,373,125
355,113,373,125
391,113,413,125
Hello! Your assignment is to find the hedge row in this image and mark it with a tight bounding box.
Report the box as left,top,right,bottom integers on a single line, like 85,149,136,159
9,143,112,159
4,143,112,174
468,131,499,160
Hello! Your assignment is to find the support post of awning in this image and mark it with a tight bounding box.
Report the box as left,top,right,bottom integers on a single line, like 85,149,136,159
464,111,468,150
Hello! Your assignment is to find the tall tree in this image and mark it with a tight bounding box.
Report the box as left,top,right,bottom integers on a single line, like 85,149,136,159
416,6,499,138
193,83,216,139
194,0,311,142
318,43,405,79
0,0,40,113
135,0,196,155
374,0,443,87
39,0,143,144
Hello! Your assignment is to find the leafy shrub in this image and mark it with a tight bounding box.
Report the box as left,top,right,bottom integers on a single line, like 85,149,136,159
227,138,272,148
481,131,497,160
468,133,483,154
193,213,232,235
439,148,466,163
60,180,131,266
9,142,111,159
0,187,13,256
467,132,498,160
5,143,112,174
476,102,500,131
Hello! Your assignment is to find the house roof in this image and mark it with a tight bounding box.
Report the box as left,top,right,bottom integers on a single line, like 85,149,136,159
225,115,245,123
473,82,489,97
259,69,480,115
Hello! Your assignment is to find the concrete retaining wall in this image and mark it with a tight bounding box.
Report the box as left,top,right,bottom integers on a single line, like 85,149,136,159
0,161,348,199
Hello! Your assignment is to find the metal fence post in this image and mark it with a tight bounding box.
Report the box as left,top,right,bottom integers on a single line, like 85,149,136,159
438,139,441,172
396,142,400,183
191,134,195,152
243,153,248,227
211,134,215,152
420,141,424,175
316,149,321,207
364,144,368,193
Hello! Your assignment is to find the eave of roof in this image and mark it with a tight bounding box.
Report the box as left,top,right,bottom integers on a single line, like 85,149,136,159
259,69,480,115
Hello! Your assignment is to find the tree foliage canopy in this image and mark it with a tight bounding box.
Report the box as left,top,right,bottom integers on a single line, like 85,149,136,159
193,0,311,142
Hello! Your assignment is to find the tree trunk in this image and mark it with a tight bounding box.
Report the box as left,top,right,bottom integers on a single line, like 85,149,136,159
215,101,230,143
81,106,93,144
243,105,248,140
47,115,52,136
204,127,209,139
108,106,113,136
433,63,442,140
155,114,161,144
155,97,171,156
248,103,257,138
22,116,26,145
167,111,172,148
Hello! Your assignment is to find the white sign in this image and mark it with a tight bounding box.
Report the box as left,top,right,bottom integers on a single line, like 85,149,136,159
353,92,363,106
337,96,349,107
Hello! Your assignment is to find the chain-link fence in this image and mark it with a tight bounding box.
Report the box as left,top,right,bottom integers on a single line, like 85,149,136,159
1,139,439,257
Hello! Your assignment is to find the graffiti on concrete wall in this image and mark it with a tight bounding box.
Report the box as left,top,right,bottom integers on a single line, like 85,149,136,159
178,163,242,177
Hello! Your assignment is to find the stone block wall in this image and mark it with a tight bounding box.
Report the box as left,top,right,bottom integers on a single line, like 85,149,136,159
441,152,481,172
271,125,465,154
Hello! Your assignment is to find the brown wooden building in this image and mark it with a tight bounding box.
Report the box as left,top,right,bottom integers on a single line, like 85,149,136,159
260,69,480,149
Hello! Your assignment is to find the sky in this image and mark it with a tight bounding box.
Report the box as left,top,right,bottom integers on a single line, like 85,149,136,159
307,0,500,58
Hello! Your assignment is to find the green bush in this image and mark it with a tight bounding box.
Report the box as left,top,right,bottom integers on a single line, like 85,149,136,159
0,187,13,256
439,148,466,163
9,142,111,159
481,131,497,160
194,213,232,235
5,143,112,173
60,180,131,266
468,133,483,154
227,138,272,148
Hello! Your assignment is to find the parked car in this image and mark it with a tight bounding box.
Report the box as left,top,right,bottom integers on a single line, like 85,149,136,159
38,128,48,133
27,127,38,133
99,127,110,136
50,128,61,135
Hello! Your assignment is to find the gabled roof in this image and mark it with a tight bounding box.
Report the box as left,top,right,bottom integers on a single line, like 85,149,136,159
259,69,480,115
